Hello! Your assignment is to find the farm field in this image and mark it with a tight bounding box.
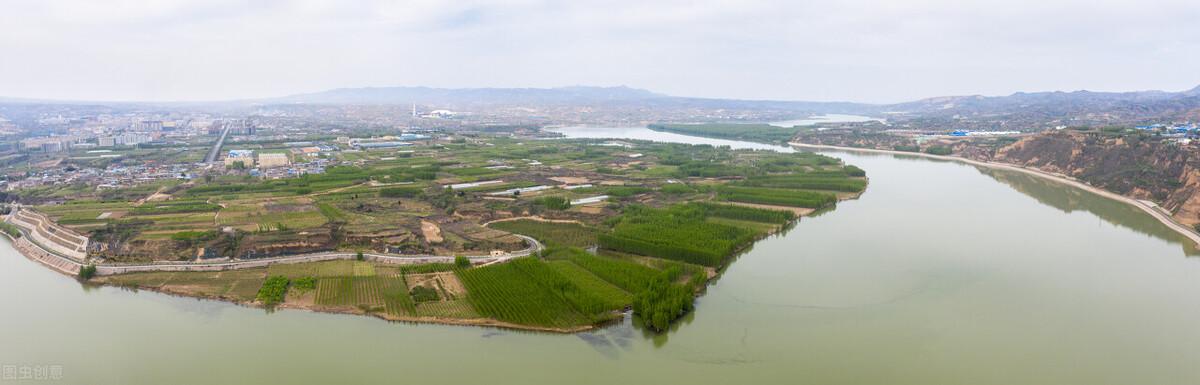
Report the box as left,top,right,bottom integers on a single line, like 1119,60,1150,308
32,135,865,332
487,219,599,248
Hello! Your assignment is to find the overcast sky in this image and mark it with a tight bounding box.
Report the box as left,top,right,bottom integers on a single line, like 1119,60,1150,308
1,0,1197,103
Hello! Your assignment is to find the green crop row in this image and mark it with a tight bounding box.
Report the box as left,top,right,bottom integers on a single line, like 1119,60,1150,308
456,259,591,328
716,185,836,208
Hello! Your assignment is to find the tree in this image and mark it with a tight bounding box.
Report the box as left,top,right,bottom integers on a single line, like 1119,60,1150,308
79,265,97,280
455,255,470,268
356,250,364,261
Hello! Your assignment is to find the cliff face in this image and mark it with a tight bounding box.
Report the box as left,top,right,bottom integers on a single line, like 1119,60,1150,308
994,131,1200,225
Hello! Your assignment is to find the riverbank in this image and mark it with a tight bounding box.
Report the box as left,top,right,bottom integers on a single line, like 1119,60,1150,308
0,210,543,276
99,278,599,334
789,141,1200,247
12,127,1200,384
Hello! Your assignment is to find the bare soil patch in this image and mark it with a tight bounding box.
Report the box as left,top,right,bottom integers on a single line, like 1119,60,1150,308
420,220,444,243
549,176,589,184
405,272,466,298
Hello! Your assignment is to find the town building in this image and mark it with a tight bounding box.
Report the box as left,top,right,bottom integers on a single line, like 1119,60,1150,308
224,150,255,167
257,153,290,168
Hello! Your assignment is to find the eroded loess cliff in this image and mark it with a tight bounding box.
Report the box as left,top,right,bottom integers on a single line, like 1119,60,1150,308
994,131,1200,226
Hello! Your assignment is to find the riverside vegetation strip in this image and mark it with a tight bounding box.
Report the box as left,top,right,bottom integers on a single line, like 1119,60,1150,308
17,135,865,332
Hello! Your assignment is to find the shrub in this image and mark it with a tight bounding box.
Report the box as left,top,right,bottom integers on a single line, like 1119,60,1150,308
0,222,22,238
78,265,97,280
293,276,317,291
410,286,440,302
925,146,953,156
534,196,570,210
256,276,289,306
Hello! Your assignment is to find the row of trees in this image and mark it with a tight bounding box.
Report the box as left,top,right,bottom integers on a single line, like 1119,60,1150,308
737,174,866,192
716,185,837,208
632,267,696,332
690,202,795,224
599,205,758,267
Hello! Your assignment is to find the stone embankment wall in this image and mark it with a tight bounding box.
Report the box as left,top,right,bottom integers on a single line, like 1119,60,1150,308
8,209,88,261
11,235,81,275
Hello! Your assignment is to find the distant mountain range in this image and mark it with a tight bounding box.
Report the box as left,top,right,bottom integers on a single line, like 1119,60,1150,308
4,83,1200,123
265,85,873,114
887,85,1200,120
269,84,1200,120
269,85,665,105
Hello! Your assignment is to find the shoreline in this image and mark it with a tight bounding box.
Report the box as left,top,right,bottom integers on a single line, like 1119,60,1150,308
0,210,543,276
1,134,862,334
100,278,597,334
789,141,1200,247
74,192,855,334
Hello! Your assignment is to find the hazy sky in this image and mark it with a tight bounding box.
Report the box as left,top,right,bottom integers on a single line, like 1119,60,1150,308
1,0,1198,103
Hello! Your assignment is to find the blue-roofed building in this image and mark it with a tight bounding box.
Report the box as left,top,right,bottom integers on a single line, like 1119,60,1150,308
398,133,430,141
224,150,255,167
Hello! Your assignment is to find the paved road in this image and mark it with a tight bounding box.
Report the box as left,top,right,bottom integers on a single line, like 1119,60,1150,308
96,235,543,275
3,216,542,276
203,124,232,163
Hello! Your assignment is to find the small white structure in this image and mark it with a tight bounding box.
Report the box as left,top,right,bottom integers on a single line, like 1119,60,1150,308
487,185,553,196
570,195,609,205
446,180,504,190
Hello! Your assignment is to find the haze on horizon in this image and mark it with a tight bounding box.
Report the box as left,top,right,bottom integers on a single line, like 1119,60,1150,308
1,0,1197,104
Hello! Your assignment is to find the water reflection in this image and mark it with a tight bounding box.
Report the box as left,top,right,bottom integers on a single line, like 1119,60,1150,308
978,166,1200,256
806,146,1200,256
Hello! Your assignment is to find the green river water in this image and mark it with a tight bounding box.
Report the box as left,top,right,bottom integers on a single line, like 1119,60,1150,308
2,128,1199,384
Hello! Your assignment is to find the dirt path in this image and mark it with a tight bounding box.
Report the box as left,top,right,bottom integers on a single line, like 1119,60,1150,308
482,216,585,227
134,186,171,206
210,199,228,226
712,201,815,216
306,182,369,197
1,214,544,277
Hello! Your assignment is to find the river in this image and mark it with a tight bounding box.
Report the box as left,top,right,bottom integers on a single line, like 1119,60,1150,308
2,127,1200,384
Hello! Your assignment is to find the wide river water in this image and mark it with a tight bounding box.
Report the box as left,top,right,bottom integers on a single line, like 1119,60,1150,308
3,126,1200,384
